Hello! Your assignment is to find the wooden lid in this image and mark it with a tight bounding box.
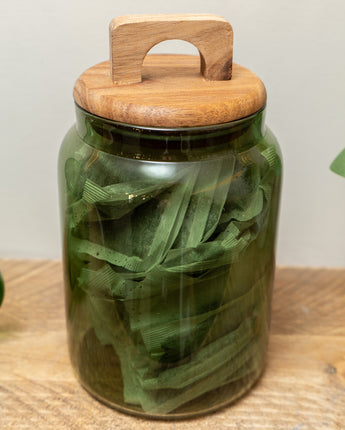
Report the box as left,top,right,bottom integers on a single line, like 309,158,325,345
73,14,266,128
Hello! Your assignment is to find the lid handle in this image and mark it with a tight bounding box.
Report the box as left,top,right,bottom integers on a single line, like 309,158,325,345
110,14,233,85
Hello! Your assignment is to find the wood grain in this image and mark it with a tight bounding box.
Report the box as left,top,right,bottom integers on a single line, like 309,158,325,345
74,14,266,127
109,14,233,85
0,260,344,429
73,55,266,127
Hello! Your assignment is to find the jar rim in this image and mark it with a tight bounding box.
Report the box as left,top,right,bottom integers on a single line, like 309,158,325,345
74,103,266,162
75,103,265,135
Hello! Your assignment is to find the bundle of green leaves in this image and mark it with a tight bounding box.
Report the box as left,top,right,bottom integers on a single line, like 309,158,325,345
64,138,281,413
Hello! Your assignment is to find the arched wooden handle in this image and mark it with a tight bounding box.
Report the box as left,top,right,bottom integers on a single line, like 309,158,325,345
109,14,233,85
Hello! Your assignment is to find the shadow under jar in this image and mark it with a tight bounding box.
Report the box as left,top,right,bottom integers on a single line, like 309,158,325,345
58,14,282,420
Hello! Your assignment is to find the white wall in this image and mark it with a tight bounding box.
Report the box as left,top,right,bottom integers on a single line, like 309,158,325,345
1,1,345,266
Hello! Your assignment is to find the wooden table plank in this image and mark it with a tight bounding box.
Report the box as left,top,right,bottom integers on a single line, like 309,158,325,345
0,260,344,429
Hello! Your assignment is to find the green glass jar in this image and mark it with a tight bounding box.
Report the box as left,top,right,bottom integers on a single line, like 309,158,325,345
58,14,282,419
0,271,4,306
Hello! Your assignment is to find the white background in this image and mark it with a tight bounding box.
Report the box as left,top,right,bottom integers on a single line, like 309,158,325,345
1,0,345,267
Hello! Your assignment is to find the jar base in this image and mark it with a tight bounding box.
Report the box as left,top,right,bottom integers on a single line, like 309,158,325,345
73,329,266,421
78,370,264,420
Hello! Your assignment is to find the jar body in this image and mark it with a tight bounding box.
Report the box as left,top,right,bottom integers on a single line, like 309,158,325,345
58,106,282,419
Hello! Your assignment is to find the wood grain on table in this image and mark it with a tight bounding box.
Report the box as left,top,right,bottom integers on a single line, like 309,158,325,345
0,259,344,429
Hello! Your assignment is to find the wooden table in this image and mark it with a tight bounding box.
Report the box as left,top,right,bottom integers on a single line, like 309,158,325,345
0,260,344,429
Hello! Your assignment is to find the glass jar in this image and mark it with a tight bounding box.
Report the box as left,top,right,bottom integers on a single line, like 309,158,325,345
58,103,282,418
0,271,4,306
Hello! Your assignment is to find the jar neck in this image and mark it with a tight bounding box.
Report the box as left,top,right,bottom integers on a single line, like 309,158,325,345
75,104,266,162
